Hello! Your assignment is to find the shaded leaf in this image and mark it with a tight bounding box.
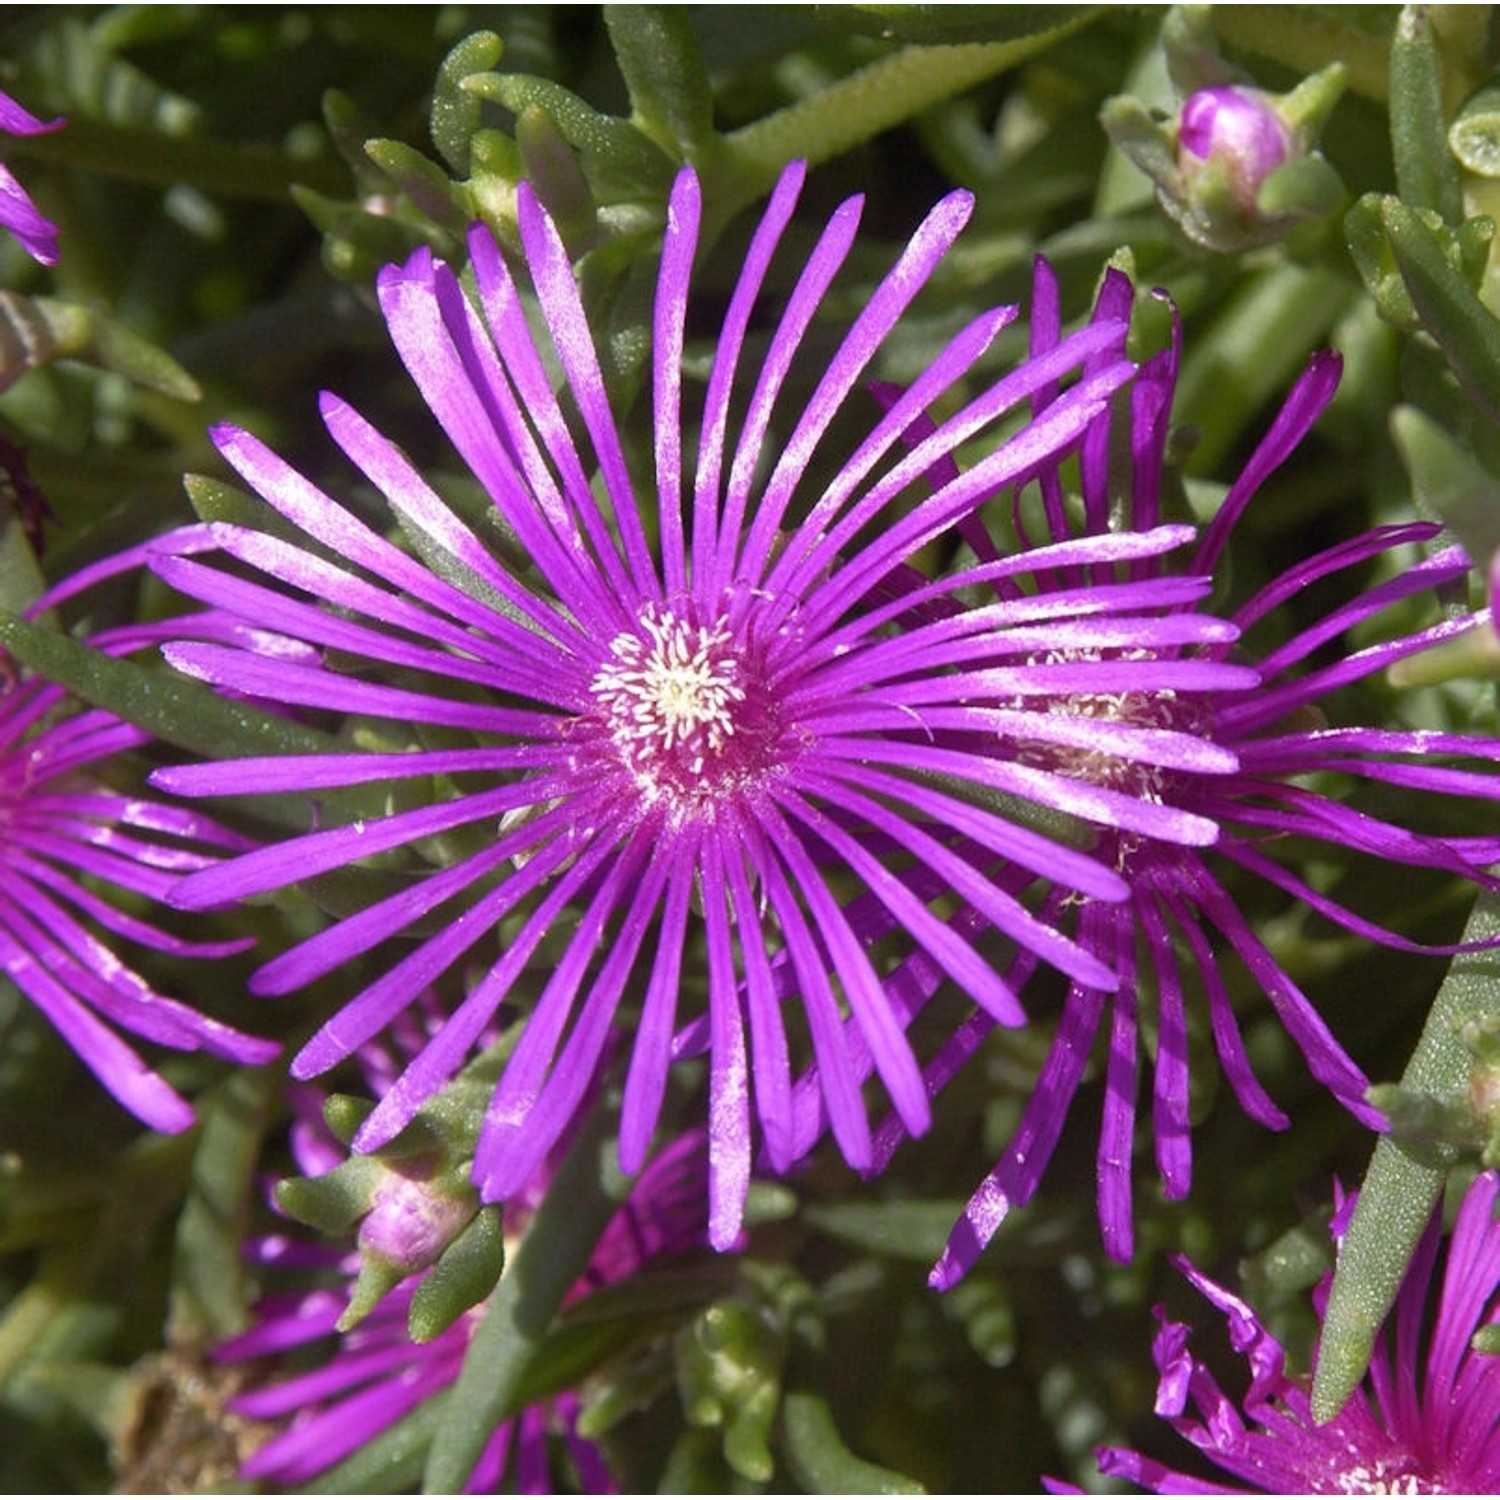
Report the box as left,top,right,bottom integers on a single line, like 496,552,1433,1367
782,1389,925,1494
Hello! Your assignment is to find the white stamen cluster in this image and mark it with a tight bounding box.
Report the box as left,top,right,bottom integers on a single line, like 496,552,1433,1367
591,608,746,798
1335,1461,1440,1495
1009,649,1195,803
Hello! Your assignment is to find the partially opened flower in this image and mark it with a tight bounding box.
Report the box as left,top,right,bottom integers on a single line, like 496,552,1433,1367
1,537,276,1131
1087,1171,1500,1493
794,259,1500,1277
0,88,62,265
148,159,1142,1245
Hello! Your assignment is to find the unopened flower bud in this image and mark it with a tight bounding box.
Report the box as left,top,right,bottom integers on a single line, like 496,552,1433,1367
357,1156,476,1277
1102,50,1345,253
1178,85,1295,211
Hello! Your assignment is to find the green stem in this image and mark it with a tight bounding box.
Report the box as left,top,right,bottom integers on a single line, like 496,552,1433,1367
422,1099,624,1492
10,115,348,201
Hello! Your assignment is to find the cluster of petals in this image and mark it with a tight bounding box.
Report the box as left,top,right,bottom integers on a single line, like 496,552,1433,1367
148,158,1164,1248
0,538,276,1131
0,87,62,265
786,258,1500,1281
1086,1170,1500,1493
218,1010,715,1491
928,265,1500,1279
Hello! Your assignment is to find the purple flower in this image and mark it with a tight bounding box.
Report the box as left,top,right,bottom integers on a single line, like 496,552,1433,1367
147,160,1141,1246
0,536,277,1131
790,258,1500,1278
0,88,62,265
1088,1171,1500,1493
218,1051,715,1493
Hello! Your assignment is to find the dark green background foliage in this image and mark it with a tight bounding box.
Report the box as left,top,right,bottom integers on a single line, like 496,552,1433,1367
1,5,1498,1491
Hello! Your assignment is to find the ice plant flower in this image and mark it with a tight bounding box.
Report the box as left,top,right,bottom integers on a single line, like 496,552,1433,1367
1086,1171,1500,1493
0,88,62,265
148,159,1141,1246
793,259,1500,1278
0,538,276,1131
218,1079,716,1493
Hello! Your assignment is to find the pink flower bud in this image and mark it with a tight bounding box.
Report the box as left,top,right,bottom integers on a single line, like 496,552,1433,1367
356,1160,474,1275
1179,85,1295,209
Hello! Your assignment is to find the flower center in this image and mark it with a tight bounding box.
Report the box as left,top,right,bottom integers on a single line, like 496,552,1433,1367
1333,1460,1443,1494
1004,649,1205,804
589,606,772,813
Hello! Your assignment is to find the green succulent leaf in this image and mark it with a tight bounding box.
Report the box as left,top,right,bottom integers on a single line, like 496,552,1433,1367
169,1067,280,1344
605,6,715,157
782,1389,926,1494
805,1199,969,1262
431,30,505,177
1391,403,1500,565
463,73,678,204
274,1156,384,1237
408,1206,506,1343
1450,85,1500,178
814,4,1095,46
0,294,199,401
363,139,473,234
1312,890,1500,1421
1381,196,1500,424
0,512,48,620
1390,4,1463,225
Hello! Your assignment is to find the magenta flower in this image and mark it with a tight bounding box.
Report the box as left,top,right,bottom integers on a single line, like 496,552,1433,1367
218,1055,715,1493
789,259,1500,1278
0,88,62,265
147,160,1141,1246
0,537,276,1131
1089,1171,1500,1493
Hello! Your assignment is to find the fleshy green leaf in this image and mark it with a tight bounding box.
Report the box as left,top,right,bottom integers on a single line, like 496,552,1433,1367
0,512,48,620
1381,196,1500,424
0,610,331,758
431,31,505,177
781,1389,926,1495
363,139,472,234
168,1067,280,1344
676,1297,785,1482
0,610,393,828
408,1206,506,1343
1390,5,1463,225
273,1156,384,1237
462,72,678,204
1450,85,1500,178
813,5,1094,46
1391,403,1500,564
514,105,598,253
1312,890,1500,1421
805,1199,970,1262
0,294,199,401
604,6,715,156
